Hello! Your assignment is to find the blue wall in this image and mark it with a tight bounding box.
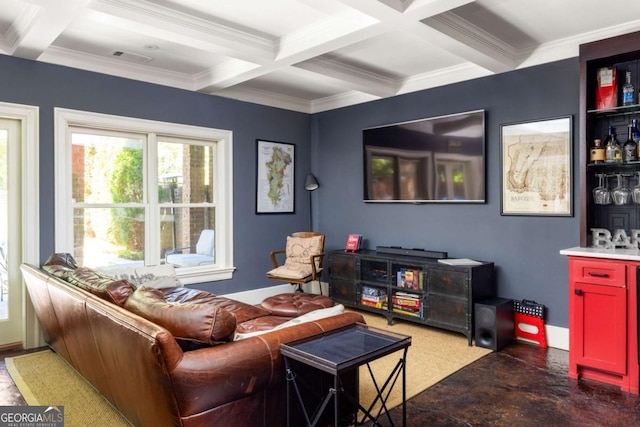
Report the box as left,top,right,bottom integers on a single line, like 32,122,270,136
0,53,581,327
0,54,311,295
311,58,580,327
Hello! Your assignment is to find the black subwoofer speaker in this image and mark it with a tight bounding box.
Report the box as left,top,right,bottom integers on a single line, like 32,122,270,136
474,298,514,351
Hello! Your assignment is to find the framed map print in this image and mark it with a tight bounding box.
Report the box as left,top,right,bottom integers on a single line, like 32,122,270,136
256,140,295,214
500,116,572,216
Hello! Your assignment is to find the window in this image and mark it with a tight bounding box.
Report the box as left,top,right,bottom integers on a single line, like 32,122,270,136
55,109,233,284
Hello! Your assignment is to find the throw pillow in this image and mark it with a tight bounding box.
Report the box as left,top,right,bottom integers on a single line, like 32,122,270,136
124,287,237,344
103,264,181,289
285,235,323,269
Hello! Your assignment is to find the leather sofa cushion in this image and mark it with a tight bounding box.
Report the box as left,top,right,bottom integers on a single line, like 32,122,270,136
43,254,135,307
43,252,78,270
261,293,335,317
125,287,237,344
162,288,273,324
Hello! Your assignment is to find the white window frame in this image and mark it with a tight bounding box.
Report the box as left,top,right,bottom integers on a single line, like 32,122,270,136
54,108,234,284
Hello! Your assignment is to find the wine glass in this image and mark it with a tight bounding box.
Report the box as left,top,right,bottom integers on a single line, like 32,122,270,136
593,174,611,205
612,174,631,205
633,172,640,204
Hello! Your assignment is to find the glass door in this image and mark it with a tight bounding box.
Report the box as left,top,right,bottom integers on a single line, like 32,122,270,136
0,117,22,346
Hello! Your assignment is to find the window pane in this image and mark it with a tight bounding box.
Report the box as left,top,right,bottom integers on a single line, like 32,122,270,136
72,132,144,204
158,141,213,203
162,207,215,266
451,164,466,200
370,156,395,200
74,207,145,269
399,158,421,200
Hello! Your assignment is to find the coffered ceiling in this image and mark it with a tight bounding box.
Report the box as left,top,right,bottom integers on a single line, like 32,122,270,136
2,0,640,113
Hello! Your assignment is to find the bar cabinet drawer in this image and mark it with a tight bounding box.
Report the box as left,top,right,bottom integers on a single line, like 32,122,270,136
570,259,626,287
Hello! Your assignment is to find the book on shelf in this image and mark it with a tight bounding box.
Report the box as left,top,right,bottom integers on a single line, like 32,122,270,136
392,295,420,310
361,285,387,308
361,293,387,303
396,268,423,289
361,300,386,309
345,233,363,252
392,306,422,317
437,258,481,266
361,285,386,297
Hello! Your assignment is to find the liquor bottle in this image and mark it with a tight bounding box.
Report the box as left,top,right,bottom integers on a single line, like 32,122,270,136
623,124,637,162
590,139,605,163
605,126,622,163
613,130,623,162
633,119,640,144
623,71,635,106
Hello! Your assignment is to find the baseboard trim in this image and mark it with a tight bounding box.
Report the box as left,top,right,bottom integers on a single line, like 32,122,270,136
544,324,569,351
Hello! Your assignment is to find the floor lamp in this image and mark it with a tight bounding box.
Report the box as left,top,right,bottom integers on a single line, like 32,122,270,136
304,173,319,231
304,173,320,293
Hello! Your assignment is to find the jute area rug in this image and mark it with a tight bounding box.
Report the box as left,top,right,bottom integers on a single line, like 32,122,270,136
5,311,490,426
355,310,492,414
6,350,132,427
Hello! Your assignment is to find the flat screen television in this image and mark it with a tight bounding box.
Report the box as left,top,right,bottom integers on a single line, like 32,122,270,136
363,109,486,203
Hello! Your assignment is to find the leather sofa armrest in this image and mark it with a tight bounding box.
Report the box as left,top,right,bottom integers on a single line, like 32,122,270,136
170,336,276,416
169,312,364,417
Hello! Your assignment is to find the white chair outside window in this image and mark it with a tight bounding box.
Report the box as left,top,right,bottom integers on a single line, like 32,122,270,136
166,230,215,267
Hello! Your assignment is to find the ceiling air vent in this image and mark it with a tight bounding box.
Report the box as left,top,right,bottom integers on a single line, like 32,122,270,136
109,50,153,64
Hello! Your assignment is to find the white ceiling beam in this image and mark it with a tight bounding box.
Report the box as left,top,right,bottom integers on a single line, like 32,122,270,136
421,12,516,72
403,0,478,19
337,0,476,21
338,0,514,73
194,59,265,92
89,0,275,64
275,9,379,62
11,0,93,60
195,9,383,93
295,56,397,98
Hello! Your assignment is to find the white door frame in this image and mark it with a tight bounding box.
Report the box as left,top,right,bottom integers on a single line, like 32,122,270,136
0,102,40,349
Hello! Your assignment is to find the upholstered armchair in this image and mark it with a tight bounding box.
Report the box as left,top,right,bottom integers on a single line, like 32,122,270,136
267,232,325,293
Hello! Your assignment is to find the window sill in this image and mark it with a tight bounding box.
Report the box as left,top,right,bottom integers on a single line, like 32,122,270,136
175,265,235,285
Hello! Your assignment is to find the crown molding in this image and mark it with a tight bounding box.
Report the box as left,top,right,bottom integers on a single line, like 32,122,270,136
310,90,380,114
213,86,313,113
516,20,640,69
39,46,196,90
1,3,40,55
398,62,492,95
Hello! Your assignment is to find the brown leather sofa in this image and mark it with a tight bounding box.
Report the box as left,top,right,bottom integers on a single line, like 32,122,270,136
20,255,364,427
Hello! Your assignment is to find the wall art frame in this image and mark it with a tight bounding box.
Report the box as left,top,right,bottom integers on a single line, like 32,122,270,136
500,115,573,216
255,139,295,214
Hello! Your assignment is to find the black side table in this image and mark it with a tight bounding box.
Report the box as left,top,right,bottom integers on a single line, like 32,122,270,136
281,323,411,427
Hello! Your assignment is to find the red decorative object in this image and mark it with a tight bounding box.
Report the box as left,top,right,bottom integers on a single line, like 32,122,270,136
596,66,617,110
345,233,362,252
514,313,547,348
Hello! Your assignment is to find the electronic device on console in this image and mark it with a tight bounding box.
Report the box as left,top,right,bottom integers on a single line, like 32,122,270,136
376,246,448,259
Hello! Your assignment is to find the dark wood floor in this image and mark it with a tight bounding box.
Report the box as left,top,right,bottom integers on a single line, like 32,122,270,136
2,343,640,426
387,342,640,426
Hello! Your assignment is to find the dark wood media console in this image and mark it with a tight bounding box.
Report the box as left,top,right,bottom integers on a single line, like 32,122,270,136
328,249,495,346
